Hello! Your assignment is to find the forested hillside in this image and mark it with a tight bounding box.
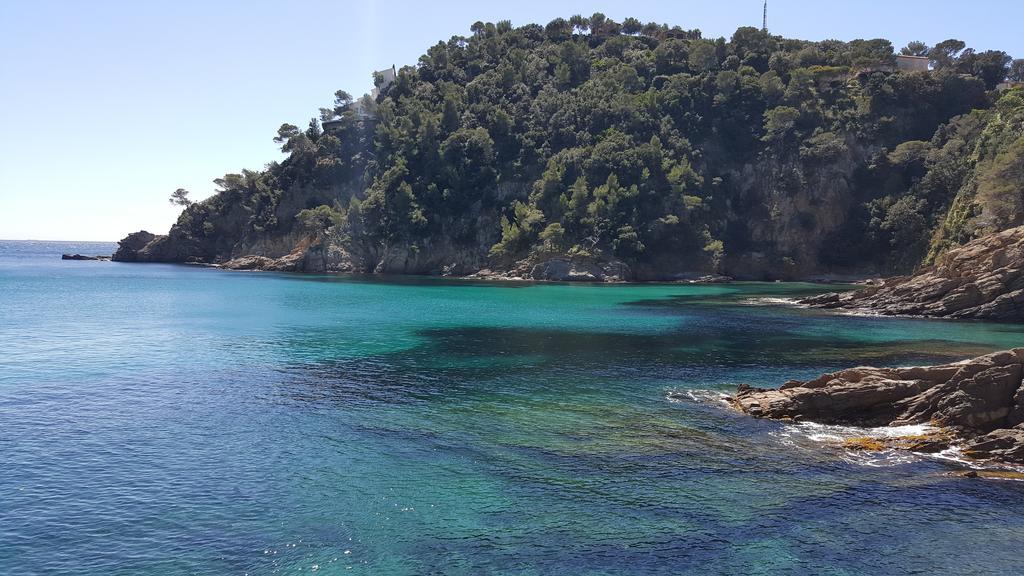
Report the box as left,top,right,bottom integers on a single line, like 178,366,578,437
116,15,1024,280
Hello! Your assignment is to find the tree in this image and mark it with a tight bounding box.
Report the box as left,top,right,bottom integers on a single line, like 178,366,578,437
1011,59,1024,82
689,41,718,73
168,188,192,207
327,90,354,119
929,39,966,69
975,136,1024,232
621,17,642,36
901,41,929,57
305,117,321,141
568,14,589,35
273,123,301,150
642,22,662,38
762,106,800,143
962,50,1011,89
440,127,496,197
655,39,690,75
545,17,572,42
441,94,461,132
296,205,343,236
589,12,608,37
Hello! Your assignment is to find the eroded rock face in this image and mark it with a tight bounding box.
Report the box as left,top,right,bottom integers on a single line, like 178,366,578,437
802,226,1024,321
731,349,1024,464
112,231,157,262
112,229,355,273
526,258,631,282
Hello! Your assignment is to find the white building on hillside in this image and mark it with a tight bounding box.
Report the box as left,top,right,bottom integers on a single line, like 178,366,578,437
371,65,397,99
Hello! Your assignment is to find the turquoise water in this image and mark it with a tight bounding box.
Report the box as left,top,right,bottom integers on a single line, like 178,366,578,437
3,240,1024,575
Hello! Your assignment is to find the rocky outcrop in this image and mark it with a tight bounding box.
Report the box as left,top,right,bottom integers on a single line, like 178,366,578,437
112,231,158,262
62,254,110,261
802,226,1024,321
112,227,354,273
964,426,1024,462
524,258,630,282
730,349,1024,464
220,240,352,273
112,230,221,264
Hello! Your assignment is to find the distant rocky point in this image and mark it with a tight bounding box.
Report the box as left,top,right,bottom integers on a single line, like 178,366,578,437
802,226,1024,321
111,231,158,262
61,253,111,261
726,349,1024,465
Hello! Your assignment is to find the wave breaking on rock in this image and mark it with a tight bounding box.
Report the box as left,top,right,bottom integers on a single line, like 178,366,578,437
730,349,1024,466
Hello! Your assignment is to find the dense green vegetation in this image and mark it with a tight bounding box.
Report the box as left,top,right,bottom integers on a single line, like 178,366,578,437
153,15,1024,278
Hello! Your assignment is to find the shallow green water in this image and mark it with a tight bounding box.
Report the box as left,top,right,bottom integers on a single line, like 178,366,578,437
3,240,1024,575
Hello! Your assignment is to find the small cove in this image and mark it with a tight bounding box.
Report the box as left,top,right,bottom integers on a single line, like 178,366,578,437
3,240,1024,575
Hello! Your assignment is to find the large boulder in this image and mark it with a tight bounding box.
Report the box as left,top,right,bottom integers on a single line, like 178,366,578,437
802,226,1024,321
730,349,1024,464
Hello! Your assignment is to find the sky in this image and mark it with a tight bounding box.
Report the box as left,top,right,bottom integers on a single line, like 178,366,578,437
2,0,1023,241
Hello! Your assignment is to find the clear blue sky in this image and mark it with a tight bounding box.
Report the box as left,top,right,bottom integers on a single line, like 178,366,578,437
2,0,1022,241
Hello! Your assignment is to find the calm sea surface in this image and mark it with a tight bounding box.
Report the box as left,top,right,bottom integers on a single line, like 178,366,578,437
3,239,1024,575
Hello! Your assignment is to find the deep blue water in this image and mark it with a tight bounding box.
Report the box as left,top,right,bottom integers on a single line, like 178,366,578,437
2,239,1024,575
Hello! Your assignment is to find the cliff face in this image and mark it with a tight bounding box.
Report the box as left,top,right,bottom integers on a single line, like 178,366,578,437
730,349,1024,465
114,18,1022,282
803,225,1024,320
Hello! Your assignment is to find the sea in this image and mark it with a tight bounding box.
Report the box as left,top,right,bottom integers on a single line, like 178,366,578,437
2,239,1024,575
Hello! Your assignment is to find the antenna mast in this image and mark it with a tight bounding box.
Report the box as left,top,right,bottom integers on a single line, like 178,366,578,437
762,1,768,32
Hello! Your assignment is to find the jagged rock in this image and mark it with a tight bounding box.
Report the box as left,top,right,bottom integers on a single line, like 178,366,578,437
112,231,157,262
221,255,278,271
732,349,1024,464
802,226,1024,321
219,241,351,273
525,258,630,282
112,227,356,273
963,425,1024,462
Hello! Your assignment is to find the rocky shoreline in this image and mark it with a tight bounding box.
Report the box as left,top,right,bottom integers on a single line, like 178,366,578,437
802,226,1024,321
727,349,1024,466
106,225,1024,317
109,229,742,283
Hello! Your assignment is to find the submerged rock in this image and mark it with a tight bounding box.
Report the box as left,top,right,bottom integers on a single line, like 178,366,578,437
801,226,1024,321
732,349,1024,464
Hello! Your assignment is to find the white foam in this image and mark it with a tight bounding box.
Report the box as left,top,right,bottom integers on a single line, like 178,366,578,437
737,297,803,307
666,389,731,405
767,421,945,467
670,389,1024,473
